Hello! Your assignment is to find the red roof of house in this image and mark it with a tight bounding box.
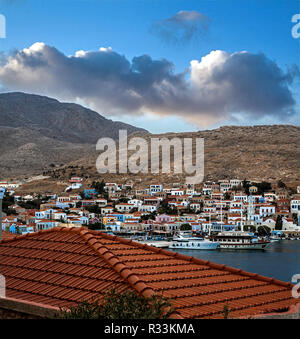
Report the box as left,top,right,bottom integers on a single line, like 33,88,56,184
0,227,297,319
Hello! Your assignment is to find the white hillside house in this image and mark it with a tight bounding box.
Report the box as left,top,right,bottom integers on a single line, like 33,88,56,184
291,199,300,213
259,205,276,217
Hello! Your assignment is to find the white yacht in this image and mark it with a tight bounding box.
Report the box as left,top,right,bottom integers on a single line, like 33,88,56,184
211,231,270,250
169,231,220,250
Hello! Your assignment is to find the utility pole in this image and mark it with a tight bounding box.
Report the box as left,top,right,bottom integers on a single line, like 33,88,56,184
220,194,223,231
208,210,213,236
241,199,244,232
0,198,2,241
0,188,5,241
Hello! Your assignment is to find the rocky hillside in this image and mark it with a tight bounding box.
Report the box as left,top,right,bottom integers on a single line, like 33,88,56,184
0,92,146,143
44,125,300,185
0,92,299,183
0,92,147,177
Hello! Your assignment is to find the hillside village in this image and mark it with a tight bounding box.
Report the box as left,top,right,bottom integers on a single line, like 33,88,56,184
1,177,300,240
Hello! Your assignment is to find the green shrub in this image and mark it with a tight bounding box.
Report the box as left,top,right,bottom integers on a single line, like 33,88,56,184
59,289,173,319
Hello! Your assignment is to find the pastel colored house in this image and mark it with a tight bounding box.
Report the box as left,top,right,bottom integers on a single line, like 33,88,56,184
35,219,59,231
101,206,114,215
83,189,97,198
155,214,172,223
115,203,135,213
291,198,300,213
259,205,276,217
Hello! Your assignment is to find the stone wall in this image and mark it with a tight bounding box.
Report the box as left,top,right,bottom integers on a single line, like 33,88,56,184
0,307,42,319
252,303,300,319
0,297,58,319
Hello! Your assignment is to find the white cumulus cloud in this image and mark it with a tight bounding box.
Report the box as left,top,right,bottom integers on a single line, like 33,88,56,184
0,43,298,128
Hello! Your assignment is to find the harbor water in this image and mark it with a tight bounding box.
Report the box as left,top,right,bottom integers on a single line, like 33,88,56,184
169,240,300,283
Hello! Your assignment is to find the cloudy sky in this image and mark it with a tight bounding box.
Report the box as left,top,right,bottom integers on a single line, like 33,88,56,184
0,0,299,133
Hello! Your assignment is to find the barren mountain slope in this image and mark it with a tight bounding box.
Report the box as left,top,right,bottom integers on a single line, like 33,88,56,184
46,125,300,184
0,92,147,178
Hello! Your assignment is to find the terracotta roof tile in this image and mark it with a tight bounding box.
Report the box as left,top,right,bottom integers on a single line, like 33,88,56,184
1,231,20,241
0,227,298,319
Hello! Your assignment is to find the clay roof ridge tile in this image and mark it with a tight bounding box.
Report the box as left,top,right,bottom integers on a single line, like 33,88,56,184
145,246,160,253
79,228,91,236
191,258,209,265
103,252,117,261
114,262,127,272
77,229,183,318
97,246,110,256
132,242,147,249
78,229,159,300
174,253,192,261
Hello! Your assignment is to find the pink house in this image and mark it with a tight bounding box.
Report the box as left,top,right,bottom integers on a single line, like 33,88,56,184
155,214,172,223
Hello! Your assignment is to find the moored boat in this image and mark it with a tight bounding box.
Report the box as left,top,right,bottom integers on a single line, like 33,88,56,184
169,231,219,250
211,231,270,250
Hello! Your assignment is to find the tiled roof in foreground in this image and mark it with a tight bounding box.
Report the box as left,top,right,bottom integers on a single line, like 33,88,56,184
0,227,298,319
1,231,20,241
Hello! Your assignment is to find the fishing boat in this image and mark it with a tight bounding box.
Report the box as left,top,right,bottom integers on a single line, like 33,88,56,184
211,231,270,250
169,231,219,250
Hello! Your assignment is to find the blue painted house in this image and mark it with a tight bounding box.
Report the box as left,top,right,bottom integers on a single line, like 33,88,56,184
83,189,97,198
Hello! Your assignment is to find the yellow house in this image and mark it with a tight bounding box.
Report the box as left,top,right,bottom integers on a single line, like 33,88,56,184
249,186,258,194
121,222,143,232
102,216,118,225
